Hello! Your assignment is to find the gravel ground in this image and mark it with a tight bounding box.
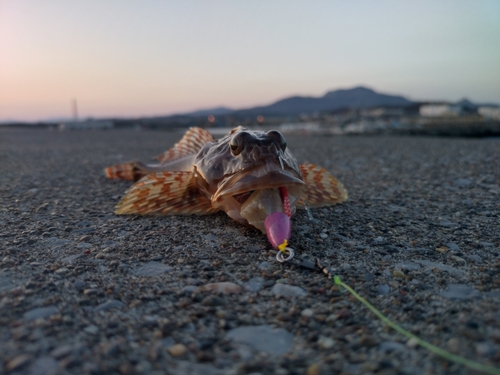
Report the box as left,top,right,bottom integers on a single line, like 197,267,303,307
0,127,499,375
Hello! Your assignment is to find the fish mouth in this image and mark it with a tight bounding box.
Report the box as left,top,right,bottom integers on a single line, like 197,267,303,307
212,167,304,205
211,165,304,233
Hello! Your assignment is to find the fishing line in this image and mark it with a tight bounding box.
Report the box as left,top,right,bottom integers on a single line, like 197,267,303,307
280,254,500,375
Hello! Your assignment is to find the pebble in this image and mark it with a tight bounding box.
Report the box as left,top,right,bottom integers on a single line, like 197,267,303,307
28,356,59,375
414,260,465,276
446,338,461,353
202,282,242,294
375,285,389,297
271,283,307,297
475,342,497,357
167,343,187,357
50,344,74,359
135,261,173,276
301,308,314,317
317,336,336,349
379,341,406,354
201,296,225,306
465,254,482,263
243,277,264,292
94,299,124,311
7,354,32,372
23,305,59,321
440,284,482,300
226,325,293,355
83,325,99,334
258,261,270,270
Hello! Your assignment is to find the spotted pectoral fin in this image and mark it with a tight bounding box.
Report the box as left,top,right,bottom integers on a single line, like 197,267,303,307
115,171,218,215
156,127,214,163
105,161,148,182
297,163,348,208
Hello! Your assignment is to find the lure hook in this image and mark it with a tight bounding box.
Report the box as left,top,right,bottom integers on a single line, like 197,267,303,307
276,247,295,262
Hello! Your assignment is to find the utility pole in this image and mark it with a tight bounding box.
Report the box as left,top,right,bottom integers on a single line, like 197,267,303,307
72,99,78,122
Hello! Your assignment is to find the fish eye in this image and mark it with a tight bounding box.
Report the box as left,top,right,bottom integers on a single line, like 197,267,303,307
229,136,241,155
267,130,287,152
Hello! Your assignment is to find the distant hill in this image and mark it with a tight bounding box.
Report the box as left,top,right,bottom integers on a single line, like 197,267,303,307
184,106,234,117
231,86,413,116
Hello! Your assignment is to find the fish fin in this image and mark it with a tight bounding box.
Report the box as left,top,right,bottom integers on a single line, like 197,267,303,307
156,127,214,163
105,162,148,182
115,171,218,215
297,163,348,208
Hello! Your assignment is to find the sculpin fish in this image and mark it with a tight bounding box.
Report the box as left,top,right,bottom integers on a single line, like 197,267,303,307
105,127,347,243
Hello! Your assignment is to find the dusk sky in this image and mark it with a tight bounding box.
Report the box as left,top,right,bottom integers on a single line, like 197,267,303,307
1,1,499,122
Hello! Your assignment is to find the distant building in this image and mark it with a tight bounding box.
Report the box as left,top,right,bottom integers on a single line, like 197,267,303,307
419,104,462,117
478,106,500,120
362,107,405,117
59,120,114,130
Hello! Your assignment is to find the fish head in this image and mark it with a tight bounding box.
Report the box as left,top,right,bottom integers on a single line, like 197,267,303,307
193,126,305,232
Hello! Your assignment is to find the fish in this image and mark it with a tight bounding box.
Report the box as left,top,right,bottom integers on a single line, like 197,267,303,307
105,126,347,242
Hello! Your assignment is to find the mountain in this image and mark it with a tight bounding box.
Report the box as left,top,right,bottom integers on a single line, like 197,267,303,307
180,106,234,117
232,86,413,116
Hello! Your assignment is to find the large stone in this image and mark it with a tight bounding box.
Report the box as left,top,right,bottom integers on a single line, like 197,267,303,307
24,305,59,321
440,284,481,300
226,325,293,355
271,283,307,297
135,261,173,277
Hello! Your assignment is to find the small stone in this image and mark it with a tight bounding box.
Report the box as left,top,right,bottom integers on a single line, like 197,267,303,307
167,343,187,357
50,344,73,359
83,325,99,334
446,242,460,251
414,260,465,276
202,282,242,294
201,296,225,306
435,246,448,253
362,273,376,281
73,280,86,291
450,255,466,264
243,277,264,292
307,362,327,375
359,335,378,347
79,235,91,242
61,254,81,264
94,299,124,312
135,261,173,277
336,308,351,319
301,308,314,318
77,243,92,249
55,267,69,275
258,261,270,270
377,284,390,295
24,305,59,320
317,336,336,349
83,288,99,296
7,354,32,372
406,337,419,348
476,342,496,357
447,338,461,353
271,283,307,298
392,270,405,278
454,178,472,187
379,341,406,354
479,241,494,248
28,356,59,375
465,254,482,264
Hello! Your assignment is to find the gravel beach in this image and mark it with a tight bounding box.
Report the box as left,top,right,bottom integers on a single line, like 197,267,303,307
1,127,499,375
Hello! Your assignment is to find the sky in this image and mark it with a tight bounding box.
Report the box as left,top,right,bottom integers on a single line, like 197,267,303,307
1,1,499,122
